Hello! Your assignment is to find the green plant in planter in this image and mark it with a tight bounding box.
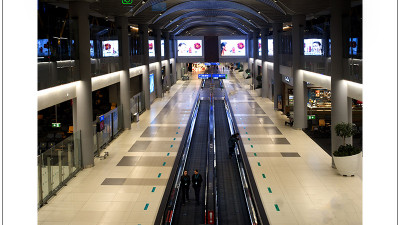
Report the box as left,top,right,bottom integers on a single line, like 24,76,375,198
245,69,250,74
239,69,244,72
333,122,361,157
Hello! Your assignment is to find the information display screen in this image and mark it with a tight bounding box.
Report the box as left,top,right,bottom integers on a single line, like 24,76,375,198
161,40,165,57
38,39,50,57
149,40,155,57
149,73,155,93
177,40,203,57
304,39,323,56
102,40,119,57
268,39,273,56
220,39,246,56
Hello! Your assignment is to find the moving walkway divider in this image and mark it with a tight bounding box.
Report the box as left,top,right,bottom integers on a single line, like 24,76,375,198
222,80,270,225
155,93,202,225
205,91,217,224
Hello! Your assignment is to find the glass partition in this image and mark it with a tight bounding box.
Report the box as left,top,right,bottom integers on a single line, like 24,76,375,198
93,107,123,156
38,131,81,208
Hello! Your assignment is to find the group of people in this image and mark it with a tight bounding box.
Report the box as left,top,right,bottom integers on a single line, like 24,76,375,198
180,133,241,205
180,169,203,205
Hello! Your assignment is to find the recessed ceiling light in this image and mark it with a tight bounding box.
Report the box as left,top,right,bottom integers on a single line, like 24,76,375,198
142,1,145,4
159,13,162,16
258,11,261,14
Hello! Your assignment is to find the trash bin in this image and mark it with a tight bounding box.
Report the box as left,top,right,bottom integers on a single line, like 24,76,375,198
132,113,139,122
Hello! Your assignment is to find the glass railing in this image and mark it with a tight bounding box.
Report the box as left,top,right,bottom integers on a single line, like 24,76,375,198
93,106,124,156
38,131,82,208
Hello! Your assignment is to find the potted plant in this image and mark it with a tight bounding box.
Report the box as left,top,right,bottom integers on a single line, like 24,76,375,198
332,122,362,176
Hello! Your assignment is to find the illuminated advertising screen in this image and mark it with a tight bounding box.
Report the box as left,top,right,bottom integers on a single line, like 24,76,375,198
149,73,154,93
149,40,155,57
258,38,262,56
90,40,94,57
38,39,50,57
177,40,203,57
268,39,273,56
304,39,323,56
349,38,358,55
161,40,165,57
102,40,119,57
220,39,246,56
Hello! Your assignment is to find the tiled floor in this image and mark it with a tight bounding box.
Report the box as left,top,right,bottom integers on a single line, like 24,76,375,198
38,69,362,225
228,70,362,225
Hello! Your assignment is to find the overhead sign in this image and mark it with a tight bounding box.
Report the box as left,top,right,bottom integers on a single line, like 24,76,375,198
198,74,227,79
307,115,316,120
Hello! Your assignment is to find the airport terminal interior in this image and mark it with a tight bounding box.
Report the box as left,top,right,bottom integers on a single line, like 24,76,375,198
31,0,373,224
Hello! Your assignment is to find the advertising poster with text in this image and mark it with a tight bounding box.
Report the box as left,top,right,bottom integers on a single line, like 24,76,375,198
102,40,119,57
149,40,155,57
177,40,203,57
220,39,246,56
304,39,323,56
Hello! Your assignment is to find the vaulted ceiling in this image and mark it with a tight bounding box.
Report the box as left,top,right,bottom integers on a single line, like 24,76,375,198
48,0,361,36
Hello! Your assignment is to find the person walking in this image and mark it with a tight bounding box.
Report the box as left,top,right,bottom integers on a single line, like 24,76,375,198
228,133,240,158
180,170,191,205
192,169,203,205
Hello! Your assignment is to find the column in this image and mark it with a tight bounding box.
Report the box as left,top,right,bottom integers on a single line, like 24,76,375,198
139,24,150,110
330,0,351,158
261,27,269,98
170,34,177,84
116,16,131,129
163,30,171,88
292,15,307,129
70,1,94,168
273,23,282,108
247,33,252,78
252,30,259,88
155,28,162,98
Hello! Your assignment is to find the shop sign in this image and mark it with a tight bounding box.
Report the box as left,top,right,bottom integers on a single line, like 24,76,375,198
52,123,61,128
284,76,290,83
307,115,316,120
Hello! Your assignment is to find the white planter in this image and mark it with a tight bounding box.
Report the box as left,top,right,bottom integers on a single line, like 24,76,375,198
333,152,362,176
255,89,262,97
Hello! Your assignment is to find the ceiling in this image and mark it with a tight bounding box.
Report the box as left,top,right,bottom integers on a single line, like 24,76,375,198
47,0,361,36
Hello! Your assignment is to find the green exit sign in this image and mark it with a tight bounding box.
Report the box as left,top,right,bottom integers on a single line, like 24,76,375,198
307,115,316,120
52,123,61,128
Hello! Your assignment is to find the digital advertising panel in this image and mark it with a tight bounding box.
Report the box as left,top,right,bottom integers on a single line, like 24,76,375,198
102,40,119,57
161,40,165,57
349,38,358,55
149,73,154,93
258,38,262,56
90,40,94,57
177,40,203,57
220,39,246,56
304,39,323,56
268,39,273,56
38,39,50,57
149,40,155,57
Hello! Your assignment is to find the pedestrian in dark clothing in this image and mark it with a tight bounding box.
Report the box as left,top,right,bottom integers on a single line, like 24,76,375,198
180,170,191,205
192,169,203,205
228,133,240,158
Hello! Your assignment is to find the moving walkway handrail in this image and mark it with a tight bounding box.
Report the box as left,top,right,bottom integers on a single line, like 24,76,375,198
159,93,202,225
222,88,263,225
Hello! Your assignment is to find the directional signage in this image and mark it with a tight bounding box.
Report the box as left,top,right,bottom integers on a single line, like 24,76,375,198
307,115,316,120
198,74,227,79
52,123,61,128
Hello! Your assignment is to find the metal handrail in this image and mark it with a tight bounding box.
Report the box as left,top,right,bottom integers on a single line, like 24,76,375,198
223,94,260,225
162,93,202,225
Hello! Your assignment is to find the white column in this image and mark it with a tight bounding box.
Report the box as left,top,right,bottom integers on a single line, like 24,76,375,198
139,24,150,110
155,28,162,98
330,0,351,159
252,30,259,87
261,27,269,98
273,23,282,109
116,16,131,129
70,1,94,168
163,30,171,88
292,15,307,129
170,34,177,84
